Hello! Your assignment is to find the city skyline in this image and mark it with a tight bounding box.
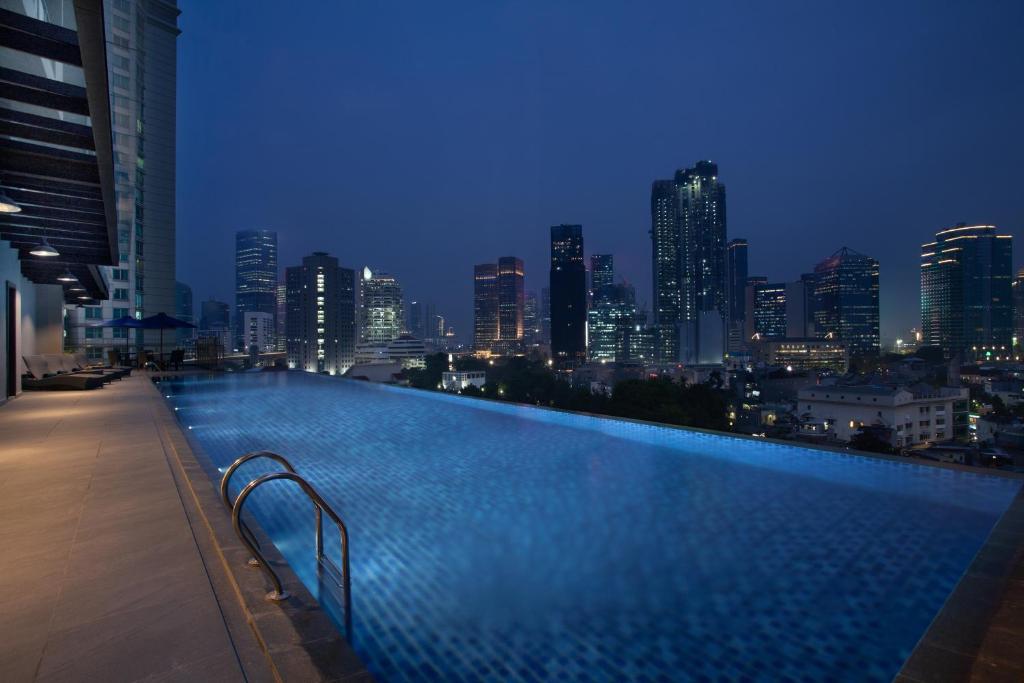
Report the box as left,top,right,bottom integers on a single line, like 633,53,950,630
175,1,1024,346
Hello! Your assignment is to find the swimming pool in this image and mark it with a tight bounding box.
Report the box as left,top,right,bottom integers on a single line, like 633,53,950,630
161,371,1020,682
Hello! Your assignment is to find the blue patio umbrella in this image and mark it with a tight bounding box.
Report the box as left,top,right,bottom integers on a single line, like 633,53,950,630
140,312,197,368
92,315,145,364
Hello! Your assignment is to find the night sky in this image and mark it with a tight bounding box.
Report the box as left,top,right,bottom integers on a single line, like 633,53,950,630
176,1,1024,345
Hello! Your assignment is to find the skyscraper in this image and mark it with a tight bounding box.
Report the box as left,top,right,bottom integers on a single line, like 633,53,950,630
550,225,587,361
235,230,278,351
591,254,614,293
540,287,551,346
523,291,540,346
65,0,180,361
726,239,748,352
473,264,499,352
726,239,748,324
276,282,287,351
359,268,403,344
407,300,424,339
677,162,727,316
1014,268,1024,351
199,299,230,354
651,161,728,362
813,247,880,355
497,257,525,353
751,282,787,339
473,258,525,354
650,180,680,361
921,224,1012,357
174,281,194,349
286,252,356,374
589,283,640,363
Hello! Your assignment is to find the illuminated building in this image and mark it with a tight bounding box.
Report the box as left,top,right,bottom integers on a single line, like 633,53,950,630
235,230,278,351
921,224,1012,358
359,267,403,344
813,247,880,355
285,252,355,374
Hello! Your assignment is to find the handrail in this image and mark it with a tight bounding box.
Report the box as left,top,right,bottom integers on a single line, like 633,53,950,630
220,450,297,510
220,451,297,563
232,471,352,642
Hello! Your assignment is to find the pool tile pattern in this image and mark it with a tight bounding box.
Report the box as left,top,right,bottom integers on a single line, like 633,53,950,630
162,373,1021,682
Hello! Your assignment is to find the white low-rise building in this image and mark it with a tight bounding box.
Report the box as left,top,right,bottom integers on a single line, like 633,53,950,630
442,371,486,392
798,384,969,448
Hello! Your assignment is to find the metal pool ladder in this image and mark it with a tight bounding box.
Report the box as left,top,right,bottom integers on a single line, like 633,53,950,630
220,451,353,641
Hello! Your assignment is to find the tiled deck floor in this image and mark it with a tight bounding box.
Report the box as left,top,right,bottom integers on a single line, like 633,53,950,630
0,375,264,682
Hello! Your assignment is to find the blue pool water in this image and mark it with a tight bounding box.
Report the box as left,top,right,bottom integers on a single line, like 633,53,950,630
161,372,1020,682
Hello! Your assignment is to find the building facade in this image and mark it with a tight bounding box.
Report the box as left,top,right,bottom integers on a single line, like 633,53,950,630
497,256,525,353
359,268,402,345
588,283,640,363
549,225,586,360
235,230,277,351
921,224,1013,358
726,238,748,351
799,385,969,447
650,161,728,363
473,263,499,352
65,0,180,361
813,247,880,355
286,253,355,374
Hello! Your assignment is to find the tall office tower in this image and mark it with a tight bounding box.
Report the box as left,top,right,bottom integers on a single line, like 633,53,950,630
814,247,880,355
651,161,728,362
275,282,286,351
591,255,614,293
726,239,748,352
407,300,424,338
243,311,274,356
235,230,278,351
743,276,768,342
650,179,680,361
64,0,180,361
199,299,230,354
921,224,1013,357
174,281,193,348
497,257,525,353
751,282,787,339
1013,268,1024,351
523,291,540,345
285,253,356,374
589,283,639,362
784,280,811,338
799,272,818,337
359,267,402,344
473,264,499,351
540,288,551,346
550,225,587,361
423,302,438,343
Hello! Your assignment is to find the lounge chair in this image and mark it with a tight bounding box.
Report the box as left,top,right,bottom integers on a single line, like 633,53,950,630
43,354,116,383
72,352,132,379
21,355,104,391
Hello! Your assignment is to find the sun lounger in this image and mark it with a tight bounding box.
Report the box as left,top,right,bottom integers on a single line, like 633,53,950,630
21,355,104,391
43,354,116,383
72,352,132,379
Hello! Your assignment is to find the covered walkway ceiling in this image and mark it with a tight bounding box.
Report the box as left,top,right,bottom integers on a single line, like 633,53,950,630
0,1,117,304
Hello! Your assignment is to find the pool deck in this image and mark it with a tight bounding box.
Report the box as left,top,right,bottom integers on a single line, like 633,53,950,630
0,374,369,682
2,371,1023,682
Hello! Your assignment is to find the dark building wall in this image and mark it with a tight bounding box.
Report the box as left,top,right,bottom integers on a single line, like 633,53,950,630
285,252,355,374
550,224,586,360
